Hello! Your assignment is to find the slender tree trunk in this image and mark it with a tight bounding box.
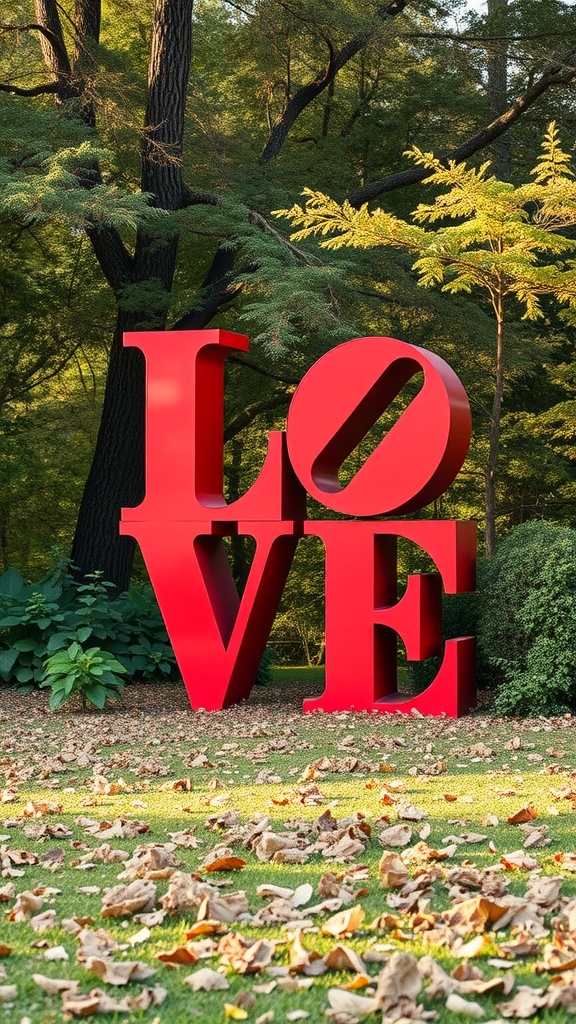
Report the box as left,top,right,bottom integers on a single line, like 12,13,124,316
70,0,194,591
485,290,505,557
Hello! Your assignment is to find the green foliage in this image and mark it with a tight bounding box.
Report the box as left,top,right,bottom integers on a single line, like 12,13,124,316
0,563,178,690
478,521,576,715
254,646,275,686
277,123,576,553
40,641,126,710
0,134,163,232
270,537,326,667
277,123,576,320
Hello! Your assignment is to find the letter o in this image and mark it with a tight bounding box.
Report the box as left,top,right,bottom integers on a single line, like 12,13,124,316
285,336,471,516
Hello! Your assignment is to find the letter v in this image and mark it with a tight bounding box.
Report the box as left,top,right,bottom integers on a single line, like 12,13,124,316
120,520,300,710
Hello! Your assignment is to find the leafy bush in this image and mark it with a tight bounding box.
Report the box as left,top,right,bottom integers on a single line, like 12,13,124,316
478,521,576,716
0,562,178,691
41,642,127,710
254,646,275,686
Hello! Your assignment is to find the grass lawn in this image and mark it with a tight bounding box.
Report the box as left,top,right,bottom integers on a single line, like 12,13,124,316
271,666,411,687
272,667,325,684
0,678,575,1023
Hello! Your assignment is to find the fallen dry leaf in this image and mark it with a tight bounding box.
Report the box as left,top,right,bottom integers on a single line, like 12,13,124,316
379,851,409,889
498,986,549,1018
377,824,412,848
218,932,275,974
7,890,43,922
327,988,379,1015
20,800,62,818
442,896,508,935
201,850,247,873
61,989,101,1018
325,944,366,974
500,851,539,871
289,930,325,975
85,955,157,985
101,879,157,918
30,908,57,933
375,951,422,1013
32,974,80,995
322,905,365,937
224,1003,248,1019
43,944,69,961
156,944,198,965
184,967,230,991
445,992,485,1017
507,806,538,825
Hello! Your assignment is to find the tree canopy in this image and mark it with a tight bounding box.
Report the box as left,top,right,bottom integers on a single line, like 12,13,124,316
1,0,576,600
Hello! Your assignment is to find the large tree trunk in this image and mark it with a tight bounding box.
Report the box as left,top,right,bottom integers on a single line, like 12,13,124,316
70,0,194,591
70,312,145,589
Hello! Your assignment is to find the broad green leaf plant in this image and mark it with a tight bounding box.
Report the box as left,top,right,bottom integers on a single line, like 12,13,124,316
277,124,576,555
41,641,127,711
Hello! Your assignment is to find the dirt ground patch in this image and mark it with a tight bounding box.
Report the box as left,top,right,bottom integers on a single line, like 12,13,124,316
0,677,495,727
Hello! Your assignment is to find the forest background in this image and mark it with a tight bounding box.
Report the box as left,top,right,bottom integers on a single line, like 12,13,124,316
2,0,576,671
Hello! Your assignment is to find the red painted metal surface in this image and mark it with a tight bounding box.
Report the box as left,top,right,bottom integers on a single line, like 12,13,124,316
122,329,306,523
121,519,300,711
120,329,477,717
286,335,471,516
302,520,476,717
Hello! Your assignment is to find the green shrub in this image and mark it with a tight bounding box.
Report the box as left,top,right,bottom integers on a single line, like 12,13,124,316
478,521,576,716
41,642,127,710
254,646,275,686
0,562,178,690
0,560,273,695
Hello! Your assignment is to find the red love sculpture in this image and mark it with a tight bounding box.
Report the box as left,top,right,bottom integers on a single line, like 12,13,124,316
120,330,476,716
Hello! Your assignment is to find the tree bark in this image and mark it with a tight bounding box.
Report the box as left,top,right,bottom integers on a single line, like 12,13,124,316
70,312,146,589
33,0,71,81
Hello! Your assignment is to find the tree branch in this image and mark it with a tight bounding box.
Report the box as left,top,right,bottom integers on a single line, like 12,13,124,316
172,205,313,329
224,390,291,442
0,81,59,96
0,20,70,77
228,354,300,386
404,31,571,44
85,225,134,293
347,45,576,206
179,187,221,208
247,209,312,264
259,3,408,164
171,244,243,329
0,337,85,408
